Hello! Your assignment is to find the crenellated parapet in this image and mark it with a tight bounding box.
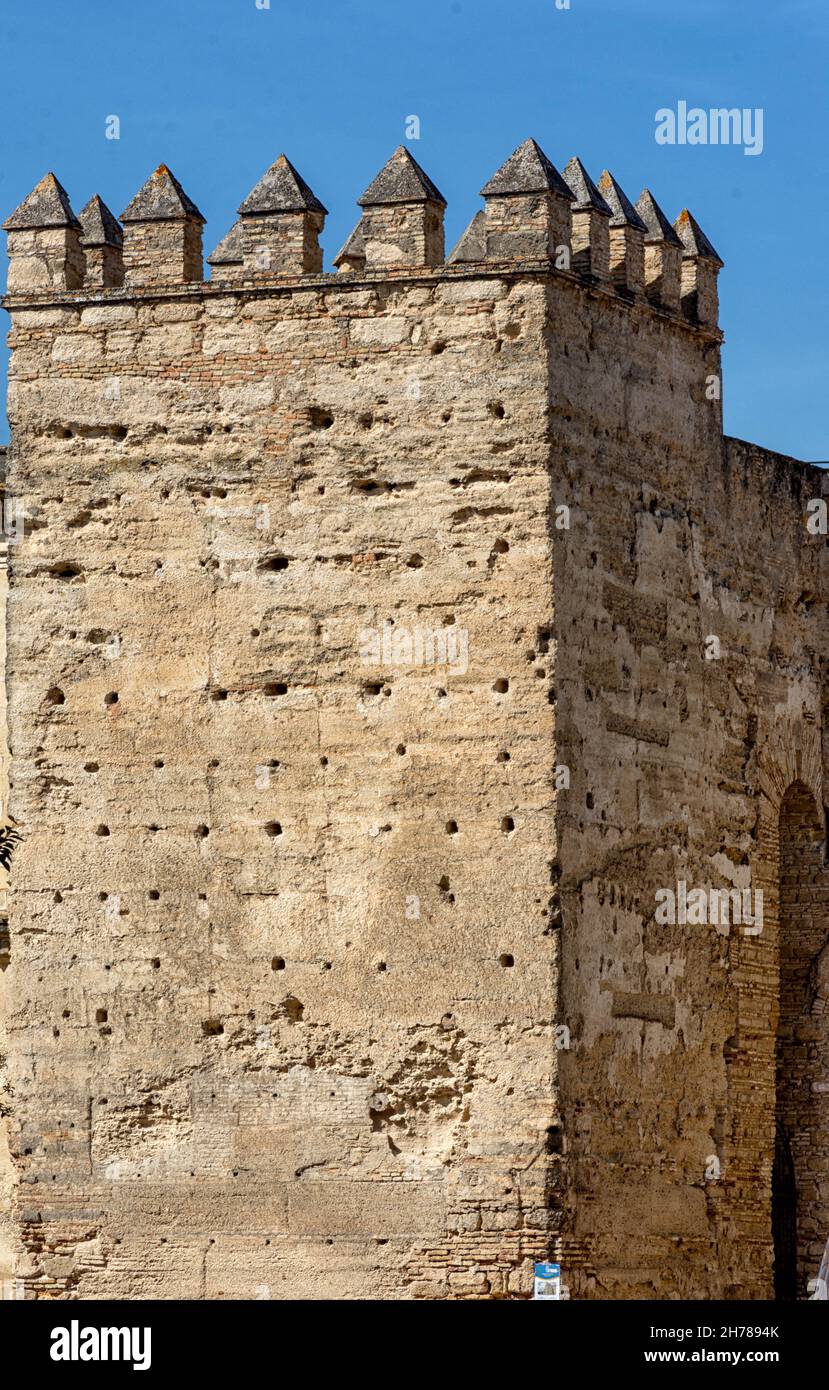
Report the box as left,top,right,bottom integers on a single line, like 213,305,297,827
562,156,612,283
597,170,646,299
358,146,446,269
2,173,85,293
635,189,683,313
78,195,124,289
674,207,723,330
476,137,573,265
2,138,724,334
120,164,205,286
234,154,327,275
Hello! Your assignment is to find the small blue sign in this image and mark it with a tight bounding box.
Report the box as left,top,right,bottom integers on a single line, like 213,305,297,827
533,1262,562,1300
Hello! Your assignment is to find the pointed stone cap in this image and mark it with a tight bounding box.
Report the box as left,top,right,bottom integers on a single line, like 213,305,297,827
480,138,572,200
358,146,446,207
120,165,205,224
562,158,612,215
3,172,81,231
238,154,327,217
207,220,244,265
674,209,723,266
634,189,683,247
78,194,123,247
333,218,365,267
597,171,647,232
448,210,486,263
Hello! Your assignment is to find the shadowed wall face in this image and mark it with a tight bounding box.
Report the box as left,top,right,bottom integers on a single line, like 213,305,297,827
776,782,829,1298
0,449,11,1292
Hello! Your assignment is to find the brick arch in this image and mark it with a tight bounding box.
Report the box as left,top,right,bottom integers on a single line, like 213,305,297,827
720,724,822,1297
775,780,829,1298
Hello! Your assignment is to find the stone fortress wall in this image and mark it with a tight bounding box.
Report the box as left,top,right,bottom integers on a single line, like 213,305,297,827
0,137,825,1299
0,444,11,1292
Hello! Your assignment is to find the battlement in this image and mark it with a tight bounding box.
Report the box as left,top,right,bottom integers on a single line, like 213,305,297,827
3,139,723,335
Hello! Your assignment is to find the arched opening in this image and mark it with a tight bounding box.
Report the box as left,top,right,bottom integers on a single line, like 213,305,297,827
772,1128,796,1299
775,781,829,1299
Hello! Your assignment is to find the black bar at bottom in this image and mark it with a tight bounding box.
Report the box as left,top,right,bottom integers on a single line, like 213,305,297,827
6,1297,823,1379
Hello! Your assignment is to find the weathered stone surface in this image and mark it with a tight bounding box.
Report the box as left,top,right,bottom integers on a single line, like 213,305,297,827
207,220,244,271
333,218,365,272
4,179,85,293
120,166,205,287
3,173,80,231
563,157,611,280
121,164,205,224
238,154,327,216
562,157,612,215
597,173,646,297
78,195,123,247
0,141,825,1306
635,189,683,246
674,207,723,265
636,188,683,311
447,211,486,264
359,146,445,207
78,197,124,290
358,149,445,270
0,447,10,1293
597,171,647,232
675,209,723,328
480,138,572,200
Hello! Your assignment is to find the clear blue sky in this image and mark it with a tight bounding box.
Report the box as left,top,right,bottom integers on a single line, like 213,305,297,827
1,0,826,459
